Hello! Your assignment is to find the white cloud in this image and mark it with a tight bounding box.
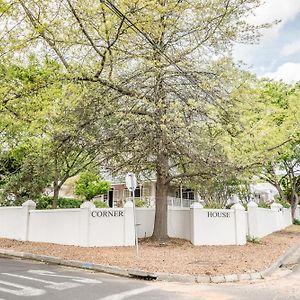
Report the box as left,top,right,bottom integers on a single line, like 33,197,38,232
248,0,300,37
234,1,300,67
282,40,300,56
263,62,300,83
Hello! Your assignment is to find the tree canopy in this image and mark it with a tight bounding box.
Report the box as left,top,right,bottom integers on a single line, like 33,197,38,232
0,59,108,207
75,171,110,201
1,0,289,239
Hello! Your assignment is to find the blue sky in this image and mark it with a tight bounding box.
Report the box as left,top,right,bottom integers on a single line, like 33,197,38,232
234,0,300,83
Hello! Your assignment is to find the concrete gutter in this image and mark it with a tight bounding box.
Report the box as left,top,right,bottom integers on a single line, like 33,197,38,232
1,242,300,284
260,240,300,277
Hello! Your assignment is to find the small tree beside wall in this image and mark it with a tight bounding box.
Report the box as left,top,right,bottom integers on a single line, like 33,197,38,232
75,172,110,201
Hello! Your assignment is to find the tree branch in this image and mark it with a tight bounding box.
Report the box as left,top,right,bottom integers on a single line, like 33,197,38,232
66,0,105,60
18,0,69,69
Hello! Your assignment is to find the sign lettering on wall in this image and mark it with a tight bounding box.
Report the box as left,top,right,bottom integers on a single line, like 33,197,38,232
91,211,124,218
207,211,230,218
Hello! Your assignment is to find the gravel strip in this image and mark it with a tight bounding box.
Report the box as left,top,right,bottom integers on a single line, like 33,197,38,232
0,226,299,277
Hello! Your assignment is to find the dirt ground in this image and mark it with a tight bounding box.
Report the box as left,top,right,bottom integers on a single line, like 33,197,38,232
1,225,300,276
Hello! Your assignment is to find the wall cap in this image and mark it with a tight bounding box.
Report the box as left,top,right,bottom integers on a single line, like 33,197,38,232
190,202,203,209
80,201,96,209
124,201,133,208
232,203,245,210
247,201,258,208
22,200,36,208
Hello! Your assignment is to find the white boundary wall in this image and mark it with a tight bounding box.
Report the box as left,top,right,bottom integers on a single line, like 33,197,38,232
282,208,293,228
0,200,294,247
28,209,81,246
0,200,135,247
0,206,25,240
136,202,292,245
136,208,190,240
136,204,246,245
247,202,292,239
190,203,246,245
168,208,190,240
294,206,300,220
136,208,155,238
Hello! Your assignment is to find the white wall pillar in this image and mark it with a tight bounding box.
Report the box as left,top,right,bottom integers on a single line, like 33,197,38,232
295,206,300,220
282,207,292,227
79,201,95,247
271,202,282,231
180,185,183,208
233,203,246,245
150,182,156,207
247,201,259,239
278,203,284,228
190,202,203,245
124,201,135,246
21,200,36,241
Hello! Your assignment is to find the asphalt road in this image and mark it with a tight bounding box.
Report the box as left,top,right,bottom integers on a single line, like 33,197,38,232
0,255,299,300
0,255,185,300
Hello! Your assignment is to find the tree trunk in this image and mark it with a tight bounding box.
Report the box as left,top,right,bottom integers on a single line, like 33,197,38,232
152,171,169,241
291,194,299,220
52,176,69,209
150,6,168,241
52,153,59,208
52,183,59,209
274,182,286,201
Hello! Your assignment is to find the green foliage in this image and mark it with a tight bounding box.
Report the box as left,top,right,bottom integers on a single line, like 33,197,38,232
0,195,83,209
0,0,279,240
227,81,300,164
0,194,21,207
293,219,300,225
258,202,271,209
242,203,248,211
58,197,83,209
194,175,252,209
277,199,291,208
35,196,53,209
75,172,110,201
204,202,226,209
227,81,300,219
0,143,53,202
135,198,147,207
0,147,23,185
0,58,102,206
36,196,83,209
246,235,261,244
93,200,109,208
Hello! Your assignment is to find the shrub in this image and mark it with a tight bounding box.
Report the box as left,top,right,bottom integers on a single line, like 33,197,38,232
258,202,271,209
36,196,83,209
36,196,52,209
246,235,261,244
277,199,291,208
93,200,109,208
135,198,147,207
293,219,300,225
75,172,110,201
58,197,83,208
204,202,225,209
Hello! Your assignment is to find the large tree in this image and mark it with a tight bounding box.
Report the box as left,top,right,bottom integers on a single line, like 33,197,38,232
0,59,108,207
257,83,300,219
0,0,270,239
223,80,300,218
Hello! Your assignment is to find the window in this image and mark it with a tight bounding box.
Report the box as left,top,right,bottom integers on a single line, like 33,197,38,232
176,188,195,200
124,187,141,198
